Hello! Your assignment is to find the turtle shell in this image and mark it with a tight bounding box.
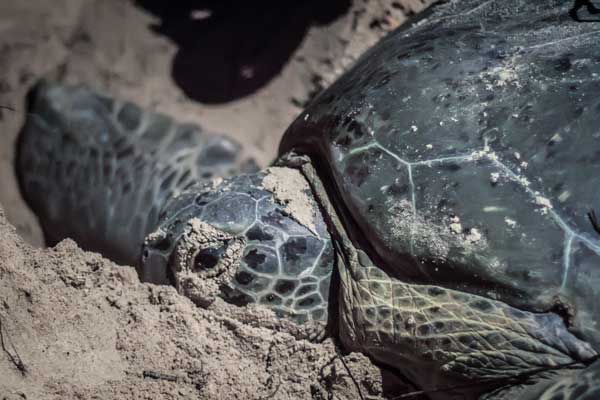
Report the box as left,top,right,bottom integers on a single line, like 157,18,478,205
280,0,600,348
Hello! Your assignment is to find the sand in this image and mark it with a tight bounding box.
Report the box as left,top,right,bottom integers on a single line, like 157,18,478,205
0,205,398,399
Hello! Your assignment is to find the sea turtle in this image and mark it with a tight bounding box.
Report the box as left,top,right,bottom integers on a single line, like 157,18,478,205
16,0,600,398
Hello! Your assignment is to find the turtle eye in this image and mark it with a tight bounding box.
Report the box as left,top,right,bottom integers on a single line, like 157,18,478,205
174,219,245,282
193,244,227,272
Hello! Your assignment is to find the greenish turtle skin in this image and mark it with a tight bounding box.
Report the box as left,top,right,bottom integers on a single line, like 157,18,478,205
16,0,600,398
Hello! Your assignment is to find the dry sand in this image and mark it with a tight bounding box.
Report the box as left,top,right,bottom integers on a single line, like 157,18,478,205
0,1,432,398
0,206,398,399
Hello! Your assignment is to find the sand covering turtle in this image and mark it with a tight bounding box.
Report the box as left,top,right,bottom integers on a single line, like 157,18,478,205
17,0,600,398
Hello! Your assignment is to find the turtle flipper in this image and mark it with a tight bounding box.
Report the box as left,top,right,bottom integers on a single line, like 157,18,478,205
529,359,600,399
17,81,255,266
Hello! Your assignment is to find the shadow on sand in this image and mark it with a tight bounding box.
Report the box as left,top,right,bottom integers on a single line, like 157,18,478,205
136,0,351,104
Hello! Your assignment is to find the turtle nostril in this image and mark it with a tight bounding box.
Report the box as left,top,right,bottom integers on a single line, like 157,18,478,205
193,245,226,271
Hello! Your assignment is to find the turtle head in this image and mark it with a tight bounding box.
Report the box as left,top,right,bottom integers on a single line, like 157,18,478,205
142,211,247,308
141,170,334,323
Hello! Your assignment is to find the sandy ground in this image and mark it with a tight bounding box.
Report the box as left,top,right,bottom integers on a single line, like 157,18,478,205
0,1,432,398
0,206,402,399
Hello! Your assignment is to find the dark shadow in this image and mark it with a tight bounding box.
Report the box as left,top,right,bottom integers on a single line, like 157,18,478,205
569,0,600,21
135,0,351,104
381,368,425,399
589,210,600,235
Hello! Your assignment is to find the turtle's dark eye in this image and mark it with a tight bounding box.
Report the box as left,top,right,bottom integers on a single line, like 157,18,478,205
193,245,227,271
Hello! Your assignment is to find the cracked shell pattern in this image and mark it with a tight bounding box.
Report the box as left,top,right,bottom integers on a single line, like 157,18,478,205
281,0,600,348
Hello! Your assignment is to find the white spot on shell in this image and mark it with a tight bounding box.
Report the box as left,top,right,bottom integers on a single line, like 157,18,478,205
449,216,462,234
490,172,500,184
483,206,506,213
466,228,482,243
534,195,553,214
558,191,571,202
550,133,563,143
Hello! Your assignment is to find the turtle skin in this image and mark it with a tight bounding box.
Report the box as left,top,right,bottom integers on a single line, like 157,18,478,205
279,0,600,397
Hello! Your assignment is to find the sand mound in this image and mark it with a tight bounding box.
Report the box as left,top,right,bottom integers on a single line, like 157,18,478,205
0,206,398,399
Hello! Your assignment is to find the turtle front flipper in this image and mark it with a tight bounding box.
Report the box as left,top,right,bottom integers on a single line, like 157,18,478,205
339,259,598,399
17,81,256,266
